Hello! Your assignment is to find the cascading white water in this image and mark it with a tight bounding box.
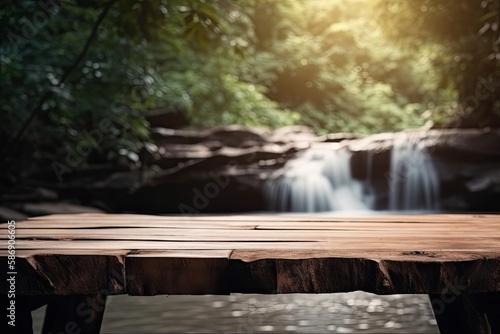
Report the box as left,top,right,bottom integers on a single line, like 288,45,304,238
266,132,440,213
388,132,440,211
265,148,336,212
265,144,372,212
322,147,373,211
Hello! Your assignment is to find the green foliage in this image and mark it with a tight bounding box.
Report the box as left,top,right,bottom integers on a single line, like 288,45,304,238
2,0,495,175
0,0,229,167
237,0,447,133
374,0,500,127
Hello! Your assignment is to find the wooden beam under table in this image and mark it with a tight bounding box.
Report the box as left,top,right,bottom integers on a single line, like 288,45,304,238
430,292,500,334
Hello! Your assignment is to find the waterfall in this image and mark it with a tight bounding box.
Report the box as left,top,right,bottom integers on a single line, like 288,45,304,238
265,144,372,212
322,148,372,211
265,132,440,213
388,132,440,211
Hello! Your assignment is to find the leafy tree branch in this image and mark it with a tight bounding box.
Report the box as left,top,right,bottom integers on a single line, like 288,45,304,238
11,0,117,145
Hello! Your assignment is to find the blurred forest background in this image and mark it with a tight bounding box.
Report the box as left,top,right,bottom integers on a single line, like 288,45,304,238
1,0,500,177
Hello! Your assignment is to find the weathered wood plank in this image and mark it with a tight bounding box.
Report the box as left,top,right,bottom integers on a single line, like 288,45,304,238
270,257,500,295
5,213,500,334
2,213,500,296
127,250,233,258
0,249,128,257
17,220,257,230
11,239,500,251
24,213,500,223
0,253,126,295
9,240,327,253
126,256,230,295
5,249,500,262
11,229,500,244
120,255,500,295
13,226,500,236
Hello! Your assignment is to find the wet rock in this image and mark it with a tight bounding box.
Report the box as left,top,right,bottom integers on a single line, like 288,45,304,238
145,107,190,129
269,125,318,144
0,186,58,202
87,171,141,190
348,128,500,212
205,125,269,147
429,128,500,160
151,128,206,145
152,125,270,147
125,177,267,214
20,202,105,217
9,125,499,214
467,170,500,192
154,143,302,180
122,126,500,213
320,133,361,143
117,126,318,213
0,206,29,222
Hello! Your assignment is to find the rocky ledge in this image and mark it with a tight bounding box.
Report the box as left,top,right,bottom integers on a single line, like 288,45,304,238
1,126,499,217
348,128,500,211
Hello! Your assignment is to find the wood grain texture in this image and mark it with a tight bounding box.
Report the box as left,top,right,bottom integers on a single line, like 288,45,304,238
2,213,500,296
0,254,126,295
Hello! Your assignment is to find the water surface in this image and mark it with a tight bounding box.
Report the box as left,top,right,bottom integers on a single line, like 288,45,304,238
32,292,439,333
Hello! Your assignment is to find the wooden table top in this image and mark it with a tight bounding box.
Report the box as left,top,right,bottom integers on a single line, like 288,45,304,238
2,213,500,296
